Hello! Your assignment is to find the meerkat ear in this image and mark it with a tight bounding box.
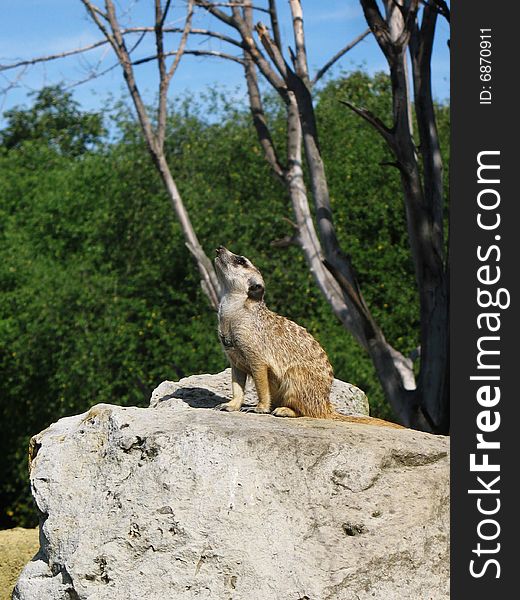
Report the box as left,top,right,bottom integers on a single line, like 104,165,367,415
247,281,265,301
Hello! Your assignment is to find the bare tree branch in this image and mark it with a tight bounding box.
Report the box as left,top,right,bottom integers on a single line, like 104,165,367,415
312,28,371,85
65,60,119,89
340,101,394,145
159,0,173,29
0,66,29,110
201,2,270,13
155,0,169,150
156,0,194,150
165,2,194,82
422,0,450,23
195,0,237,27
267,0,283,50
242,2,285,179
81,0,114,45
359,0,392,52
288,0,310,86
90,3,109,21
0,39,110,73
132,49,245,66
196,1,288,95
188,27,243,48
255,22,289,80
0,26,246,85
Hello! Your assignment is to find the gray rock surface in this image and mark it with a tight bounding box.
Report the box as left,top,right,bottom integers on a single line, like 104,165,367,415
149,368,370,416
14,383,449,600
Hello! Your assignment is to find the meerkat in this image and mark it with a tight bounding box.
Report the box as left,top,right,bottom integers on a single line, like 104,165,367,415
214,246,403,428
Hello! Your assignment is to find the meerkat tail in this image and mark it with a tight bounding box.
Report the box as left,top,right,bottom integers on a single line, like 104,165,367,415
330,412,405,429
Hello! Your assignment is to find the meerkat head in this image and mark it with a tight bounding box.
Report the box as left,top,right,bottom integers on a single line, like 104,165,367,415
214,246,265,301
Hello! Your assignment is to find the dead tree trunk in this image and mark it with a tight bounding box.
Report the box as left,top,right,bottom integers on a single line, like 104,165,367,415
197,0,425,428
355,0,449,432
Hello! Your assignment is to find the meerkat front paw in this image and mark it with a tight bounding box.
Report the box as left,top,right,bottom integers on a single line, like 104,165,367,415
215,401,241,412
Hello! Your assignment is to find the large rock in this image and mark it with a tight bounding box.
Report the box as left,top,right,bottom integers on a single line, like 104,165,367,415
14,378,449,600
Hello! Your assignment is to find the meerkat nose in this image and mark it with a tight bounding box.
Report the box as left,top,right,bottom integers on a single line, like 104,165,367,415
216,246,227,255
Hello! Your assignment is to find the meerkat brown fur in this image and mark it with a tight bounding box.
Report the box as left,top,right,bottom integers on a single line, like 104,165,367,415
214,246,402,428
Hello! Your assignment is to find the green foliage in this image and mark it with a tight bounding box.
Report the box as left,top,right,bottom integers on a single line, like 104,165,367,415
0,85,105,156
0,76,449,527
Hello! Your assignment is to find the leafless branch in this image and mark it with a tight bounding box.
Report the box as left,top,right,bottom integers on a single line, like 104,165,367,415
188,27,243,48
270,234,298,248
196,0,287,95
132,49,245,66
81,0,114,46
288,0,309,84
155,0,194,149
167,2,194,80
255,22,288,80
240,1,285,178
129,25,242,47
422,0,450,23
0,66,29,110
379,160,403,171
312,28,371,85
195,0,238,27
340,99,394,145
65,60,120,89
267,0,282,50
90,3,109,21
160,0,173,29
0,26,245,80
200,2,270,13
0,38,109,73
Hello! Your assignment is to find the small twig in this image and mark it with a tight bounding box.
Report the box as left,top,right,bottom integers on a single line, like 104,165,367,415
340,99,394,145
159,0,173,29
200,2,270,13
282,216,299,230
270,234,298,248
312,28,371,85
66,61,119,89
166,0,194,82
0,38,109,72
132,49,245,66
267,0,283,51
379,160,403,172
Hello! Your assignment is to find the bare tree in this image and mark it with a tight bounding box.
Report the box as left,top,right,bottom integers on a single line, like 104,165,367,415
78,0,222,309
1,1,449,432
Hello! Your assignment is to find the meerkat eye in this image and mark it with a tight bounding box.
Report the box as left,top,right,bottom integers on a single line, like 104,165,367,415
234,256,247,267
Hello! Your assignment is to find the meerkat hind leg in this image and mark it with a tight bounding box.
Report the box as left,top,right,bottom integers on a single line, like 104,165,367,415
272,406,298,418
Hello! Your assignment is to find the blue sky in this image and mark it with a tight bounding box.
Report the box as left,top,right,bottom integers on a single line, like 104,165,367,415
0,1,450,122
